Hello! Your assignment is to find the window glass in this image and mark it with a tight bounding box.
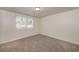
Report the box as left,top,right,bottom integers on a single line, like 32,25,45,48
16,16,33,29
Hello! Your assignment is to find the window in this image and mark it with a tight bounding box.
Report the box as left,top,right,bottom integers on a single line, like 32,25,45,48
16,16,33,29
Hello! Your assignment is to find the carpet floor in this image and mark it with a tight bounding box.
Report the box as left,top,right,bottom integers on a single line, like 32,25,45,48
0,34,79,52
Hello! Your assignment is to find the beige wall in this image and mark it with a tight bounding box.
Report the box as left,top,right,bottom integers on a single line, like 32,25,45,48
41,9,79,45
0,9,39,44
0,11,2,40
1,9,79,45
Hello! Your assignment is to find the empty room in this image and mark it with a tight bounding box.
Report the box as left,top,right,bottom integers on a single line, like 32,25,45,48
0,7,79,52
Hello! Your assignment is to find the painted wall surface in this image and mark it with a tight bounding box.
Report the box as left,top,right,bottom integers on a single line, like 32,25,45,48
1,9,79,45
0,11,2,40
0,9,39,44
41,9,79,45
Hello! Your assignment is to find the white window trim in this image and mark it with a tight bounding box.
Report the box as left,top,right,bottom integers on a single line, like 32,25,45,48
16,15,33,29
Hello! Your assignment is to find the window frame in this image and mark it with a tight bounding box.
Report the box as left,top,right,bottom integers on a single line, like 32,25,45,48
16,15,33,29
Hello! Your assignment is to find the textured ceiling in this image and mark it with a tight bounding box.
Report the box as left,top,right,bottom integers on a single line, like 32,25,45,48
0,7,79,18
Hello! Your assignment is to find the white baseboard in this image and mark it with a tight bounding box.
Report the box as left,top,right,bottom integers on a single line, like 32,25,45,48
0,33,39,44
41,33,79,45
1,32,79,45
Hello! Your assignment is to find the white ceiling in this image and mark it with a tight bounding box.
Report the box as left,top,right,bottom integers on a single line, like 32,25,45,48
0,7,79,18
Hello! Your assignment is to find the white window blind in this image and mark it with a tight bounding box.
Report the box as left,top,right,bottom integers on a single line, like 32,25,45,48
16,16,33,29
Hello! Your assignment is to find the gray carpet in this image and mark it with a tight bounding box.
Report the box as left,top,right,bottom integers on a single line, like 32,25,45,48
0,34,79,52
